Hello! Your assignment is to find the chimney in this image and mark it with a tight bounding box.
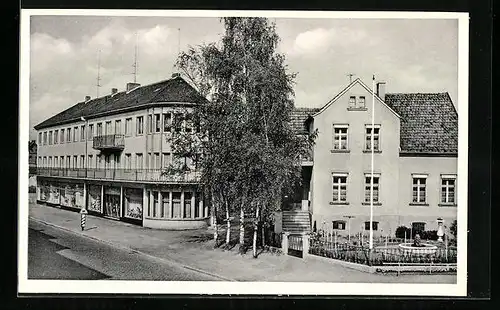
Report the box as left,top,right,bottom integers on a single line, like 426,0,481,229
171,72,181,78
85,95,91,102
111,88,118,95
126,82,141,91
376,82,386,101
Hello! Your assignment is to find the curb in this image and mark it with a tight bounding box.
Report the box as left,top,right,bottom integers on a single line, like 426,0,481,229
29,216,235,282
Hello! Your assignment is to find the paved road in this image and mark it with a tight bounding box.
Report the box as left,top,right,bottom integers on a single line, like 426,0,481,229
28,220,221,281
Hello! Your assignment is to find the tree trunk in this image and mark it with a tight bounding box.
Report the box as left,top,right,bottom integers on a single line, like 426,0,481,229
213,203,219,248
225,200,231,245
253,204,260,258
239,205,245,245
261,221,265,248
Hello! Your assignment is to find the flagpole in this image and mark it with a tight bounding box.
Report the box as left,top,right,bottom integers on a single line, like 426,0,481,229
369,75,375,250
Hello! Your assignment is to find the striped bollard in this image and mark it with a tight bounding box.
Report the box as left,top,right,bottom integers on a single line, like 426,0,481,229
80,208,88,231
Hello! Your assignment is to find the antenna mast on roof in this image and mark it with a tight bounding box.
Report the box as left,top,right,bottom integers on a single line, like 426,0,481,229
132,32,139,83
96,49,102,97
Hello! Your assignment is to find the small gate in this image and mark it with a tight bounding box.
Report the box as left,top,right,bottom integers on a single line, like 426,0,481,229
288,234,303,258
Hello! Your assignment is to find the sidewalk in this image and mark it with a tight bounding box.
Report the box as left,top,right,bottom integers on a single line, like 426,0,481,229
28,201,456,283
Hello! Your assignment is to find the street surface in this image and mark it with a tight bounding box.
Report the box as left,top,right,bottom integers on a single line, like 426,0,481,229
28,220,220,281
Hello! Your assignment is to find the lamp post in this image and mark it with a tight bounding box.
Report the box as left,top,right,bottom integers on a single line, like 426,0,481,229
343,215,355,244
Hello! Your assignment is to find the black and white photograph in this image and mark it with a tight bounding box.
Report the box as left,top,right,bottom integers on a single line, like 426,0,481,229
18,10,469,296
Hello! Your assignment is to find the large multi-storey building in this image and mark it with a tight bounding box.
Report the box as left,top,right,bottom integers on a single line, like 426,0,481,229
34,74,210,229
35,74,458,236
284,78,458,236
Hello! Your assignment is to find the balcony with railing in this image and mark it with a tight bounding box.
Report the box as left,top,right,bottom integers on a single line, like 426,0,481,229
37,167,202,184
92,134,125,151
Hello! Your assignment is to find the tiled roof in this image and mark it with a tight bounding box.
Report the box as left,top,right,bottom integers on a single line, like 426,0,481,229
34,76,208,130
385,93,458,154
290,107,319,134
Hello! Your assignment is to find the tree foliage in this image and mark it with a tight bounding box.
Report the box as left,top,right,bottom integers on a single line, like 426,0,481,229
169,17,316,256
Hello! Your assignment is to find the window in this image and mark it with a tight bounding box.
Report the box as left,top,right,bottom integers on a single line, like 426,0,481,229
54,157,58,168
66,156,70,168
38,156,41,166
48,156,52,167
125,117,132,137
154,114,161,133
364,221,379,231
73,155,78,168
412,175,427,204
154,153,160,169
73,127,78,142
48,131,52,145
333,220,346,230
135,117,143,135
115,120,121,135
364,175,380,203
441,175,456,204
88,124,94,140
88,155,93,168
60,129,65,143
54,130,58,144
38,133,42,144
163,113,172,132
43,157,47,167
43,132,47,145
104,155,110,169
174,113,182,132
147,153,151,169
81,125,85,141
185,114,193,133
358,96,366,108
125,153,132,170
114,154,120,169
147,115,152,133
333,125,348,150
97,155,102,169
60,156,64,168
96,123,102,136
332,174,347,203
80,155,85,168
365,125,380,151
349,96,356,108
136,153,143,170
66,128,71,142
105,121,112,135
162,153,171,168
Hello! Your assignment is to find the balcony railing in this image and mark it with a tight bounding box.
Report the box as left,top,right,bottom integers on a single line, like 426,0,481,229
92,134,125,150
37,167,201,184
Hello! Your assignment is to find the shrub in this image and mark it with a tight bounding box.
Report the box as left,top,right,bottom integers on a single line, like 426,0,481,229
420,230,438,240
395,226,411,239
449,220,457,238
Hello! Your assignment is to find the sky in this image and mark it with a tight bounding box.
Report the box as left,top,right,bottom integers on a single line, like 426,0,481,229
28,15,458,140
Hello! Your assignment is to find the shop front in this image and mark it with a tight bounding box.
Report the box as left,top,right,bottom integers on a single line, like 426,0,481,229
123,187,143,224
87,184,102,214
143,187,209,230
104,186,121,219
37,180,48,202
47,181,61,205
60,183,84,210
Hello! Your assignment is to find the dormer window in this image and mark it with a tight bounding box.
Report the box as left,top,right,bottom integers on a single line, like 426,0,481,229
349,96,356,108
348,96,367,110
